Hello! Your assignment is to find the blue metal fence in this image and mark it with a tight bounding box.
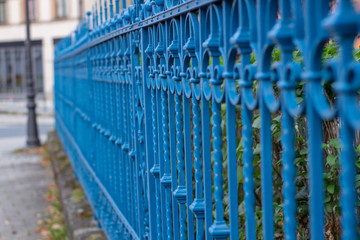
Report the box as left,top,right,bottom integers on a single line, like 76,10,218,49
54,0,360,239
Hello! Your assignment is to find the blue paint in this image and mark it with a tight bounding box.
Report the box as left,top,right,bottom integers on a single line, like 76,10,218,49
54,0,360,239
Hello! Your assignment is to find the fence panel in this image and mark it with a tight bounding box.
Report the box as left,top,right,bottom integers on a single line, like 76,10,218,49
54,0,360,239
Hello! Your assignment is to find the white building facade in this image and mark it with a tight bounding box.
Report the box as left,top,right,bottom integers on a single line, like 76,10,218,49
0,0,134,112
0,0,89,103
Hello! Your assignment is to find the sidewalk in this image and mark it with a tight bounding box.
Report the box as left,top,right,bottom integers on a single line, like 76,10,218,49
0,114,54,240
0,100,53,116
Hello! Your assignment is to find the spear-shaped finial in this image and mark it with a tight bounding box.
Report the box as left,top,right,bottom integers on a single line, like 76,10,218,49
104,0,108,21
109,0,114,19
99,0,103,24
115,0,119,15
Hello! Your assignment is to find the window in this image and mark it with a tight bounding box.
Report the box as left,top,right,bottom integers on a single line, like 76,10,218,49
56,0,69,19
0,41,43,97
29,0,36,21
0,0,6,24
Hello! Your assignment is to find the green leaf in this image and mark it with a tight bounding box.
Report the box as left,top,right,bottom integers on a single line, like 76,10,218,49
299,149,307,155
250,53,256,64
356,174,360,181
237,165,244,184
295,187,308,200
326,203,333,213
356,159,360,169
252,117,261,129
295,157,306,164
272,47,281,62
326,154,337,167
323,172,331,180
329,138,341,149
238,201,245,215
354,48,360,61
253,144,261,155
356,144,360,154
327,184,335,194
273,115,282,123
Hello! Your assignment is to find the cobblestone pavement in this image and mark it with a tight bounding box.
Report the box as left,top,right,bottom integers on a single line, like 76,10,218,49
0,114,54,240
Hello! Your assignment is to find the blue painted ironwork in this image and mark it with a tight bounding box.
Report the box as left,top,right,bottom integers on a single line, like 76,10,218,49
54,0,360,239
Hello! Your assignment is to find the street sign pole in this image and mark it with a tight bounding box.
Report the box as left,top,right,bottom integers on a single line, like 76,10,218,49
25,0,40,147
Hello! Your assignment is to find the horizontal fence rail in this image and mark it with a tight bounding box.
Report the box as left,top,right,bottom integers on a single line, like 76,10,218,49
54,0,360,239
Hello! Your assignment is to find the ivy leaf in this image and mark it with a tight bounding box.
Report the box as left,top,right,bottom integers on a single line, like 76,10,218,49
326,154,337,167
238,201,245,215
299,149,307,155
356,144,360,154
329,138,341,149
295,156,306,165
253,144,261,155
326,203,333,213
354,48,360,62
237,165,244,184
295,186,308,200
356,174,360,182
356,159,360,169
327,184,335,194
273,115,282,123
252,117,261,129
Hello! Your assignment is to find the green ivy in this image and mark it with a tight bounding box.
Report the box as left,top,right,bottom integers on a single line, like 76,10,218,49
218,41,360,239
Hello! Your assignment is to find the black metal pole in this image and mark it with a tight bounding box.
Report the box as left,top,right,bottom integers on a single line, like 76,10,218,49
25,0,40,147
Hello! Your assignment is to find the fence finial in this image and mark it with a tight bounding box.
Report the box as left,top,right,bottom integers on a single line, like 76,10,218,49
95,0,98,27
100,0,103,24
92,5,95,29
115,0,119,15
104,0,108,21
86,11,91,30
109,0,114,19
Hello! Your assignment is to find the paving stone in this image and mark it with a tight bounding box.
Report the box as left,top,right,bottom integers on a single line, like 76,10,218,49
0,114,54,240
0,152,52,240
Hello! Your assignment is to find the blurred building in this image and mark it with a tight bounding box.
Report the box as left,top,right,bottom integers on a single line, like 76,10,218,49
0,0,132,107
0,0,90,103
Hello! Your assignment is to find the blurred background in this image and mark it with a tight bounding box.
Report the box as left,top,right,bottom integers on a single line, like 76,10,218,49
0,3,135,238
0,0,358,115
0,0,131,115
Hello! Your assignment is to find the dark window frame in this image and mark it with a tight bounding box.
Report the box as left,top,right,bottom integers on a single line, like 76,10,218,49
0,41,44,97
